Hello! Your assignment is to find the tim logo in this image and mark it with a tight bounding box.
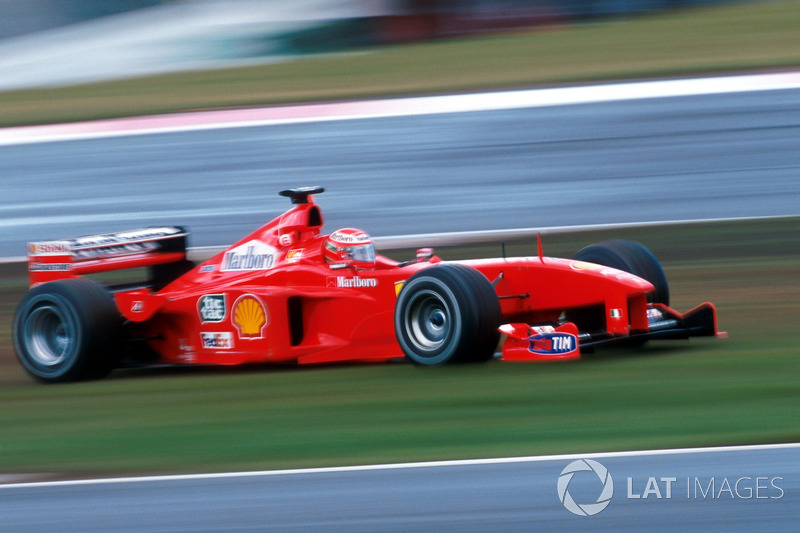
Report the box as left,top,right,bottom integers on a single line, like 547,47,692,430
528,332,576,355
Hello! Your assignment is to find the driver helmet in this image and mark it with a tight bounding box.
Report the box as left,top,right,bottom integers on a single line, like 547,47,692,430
324,228,376,269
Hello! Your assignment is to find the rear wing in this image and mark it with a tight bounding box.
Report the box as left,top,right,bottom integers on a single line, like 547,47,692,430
27,227,188,287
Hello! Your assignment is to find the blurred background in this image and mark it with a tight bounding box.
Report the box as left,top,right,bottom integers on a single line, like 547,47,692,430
0,0,774,92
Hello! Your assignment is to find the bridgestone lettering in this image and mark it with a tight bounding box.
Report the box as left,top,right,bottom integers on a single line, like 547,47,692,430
29,263,70,272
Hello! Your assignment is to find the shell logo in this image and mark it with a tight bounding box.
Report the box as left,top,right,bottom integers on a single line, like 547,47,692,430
232,294,268,339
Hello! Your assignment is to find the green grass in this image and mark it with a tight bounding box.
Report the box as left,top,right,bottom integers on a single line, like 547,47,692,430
0,218,798,479
0,0,799,126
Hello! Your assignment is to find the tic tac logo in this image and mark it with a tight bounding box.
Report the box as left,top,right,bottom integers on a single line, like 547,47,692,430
557,459,614,517
232,294,268,339
198,294,226,323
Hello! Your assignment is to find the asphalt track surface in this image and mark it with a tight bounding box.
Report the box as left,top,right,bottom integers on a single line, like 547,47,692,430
2,444,798,532
1,81,799,258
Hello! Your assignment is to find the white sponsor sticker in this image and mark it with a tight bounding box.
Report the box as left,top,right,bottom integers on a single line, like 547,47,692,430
27,241,71,256
221,241,278,272
200,332,233,350
328,276,378,288
71,227,183,249
29,262,71,271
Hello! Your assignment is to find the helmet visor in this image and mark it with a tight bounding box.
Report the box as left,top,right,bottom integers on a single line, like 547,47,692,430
347,243,375,264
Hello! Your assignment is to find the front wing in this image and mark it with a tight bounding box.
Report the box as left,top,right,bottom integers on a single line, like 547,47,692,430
499,302,722,361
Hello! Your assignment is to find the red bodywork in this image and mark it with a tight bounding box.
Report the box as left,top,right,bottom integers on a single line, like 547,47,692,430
25,190,720,366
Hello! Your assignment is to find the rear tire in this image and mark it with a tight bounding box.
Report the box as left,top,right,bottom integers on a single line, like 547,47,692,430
395,264,501,365
13,278,122,383
573,240,669,305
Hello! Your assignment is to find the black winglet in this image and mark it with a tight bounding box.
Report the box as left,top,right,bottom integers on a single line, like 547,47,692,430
279,186,325,205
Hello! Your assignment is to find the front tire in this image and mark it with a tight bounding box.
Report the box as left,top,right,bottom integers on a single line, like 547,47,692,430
13,278,121,383
395,264,501,365
573,240,669,305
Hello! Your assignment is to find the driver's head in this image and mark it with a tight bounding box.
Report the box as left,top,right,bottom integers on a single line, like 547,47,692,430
324,228,376,269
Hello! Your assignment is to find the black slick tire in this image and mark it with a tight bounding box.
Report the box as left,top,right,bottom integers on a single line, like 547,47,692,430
573,240,669,305
13,278,122,383
394,264,501,365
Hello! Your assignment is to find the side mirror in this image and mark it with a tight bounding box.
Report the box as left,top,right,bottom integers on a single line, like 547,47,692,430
416,248,435,262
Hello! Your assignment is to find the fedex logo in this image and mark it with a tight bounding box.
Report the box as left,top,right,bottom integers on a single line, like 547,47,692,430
200,332,233,350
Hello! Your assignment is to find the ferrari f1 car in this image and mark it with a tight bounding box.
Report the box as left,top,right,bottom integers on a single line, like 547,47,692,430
14,186,720,383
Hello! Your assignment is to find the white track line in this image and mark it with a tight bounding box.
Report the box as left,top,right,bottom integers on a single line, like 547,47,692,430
2,442,798,490
1,71,799,146
372,214,800,249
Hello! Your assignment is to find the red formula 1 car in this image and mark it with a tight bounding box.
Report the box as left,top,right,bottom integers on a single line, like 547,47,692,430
13,187,720,383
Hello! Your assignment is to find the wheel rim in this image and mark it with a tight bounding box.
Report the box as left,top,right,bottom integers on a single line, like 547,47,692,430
405,290,452,354
23,304,73,367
